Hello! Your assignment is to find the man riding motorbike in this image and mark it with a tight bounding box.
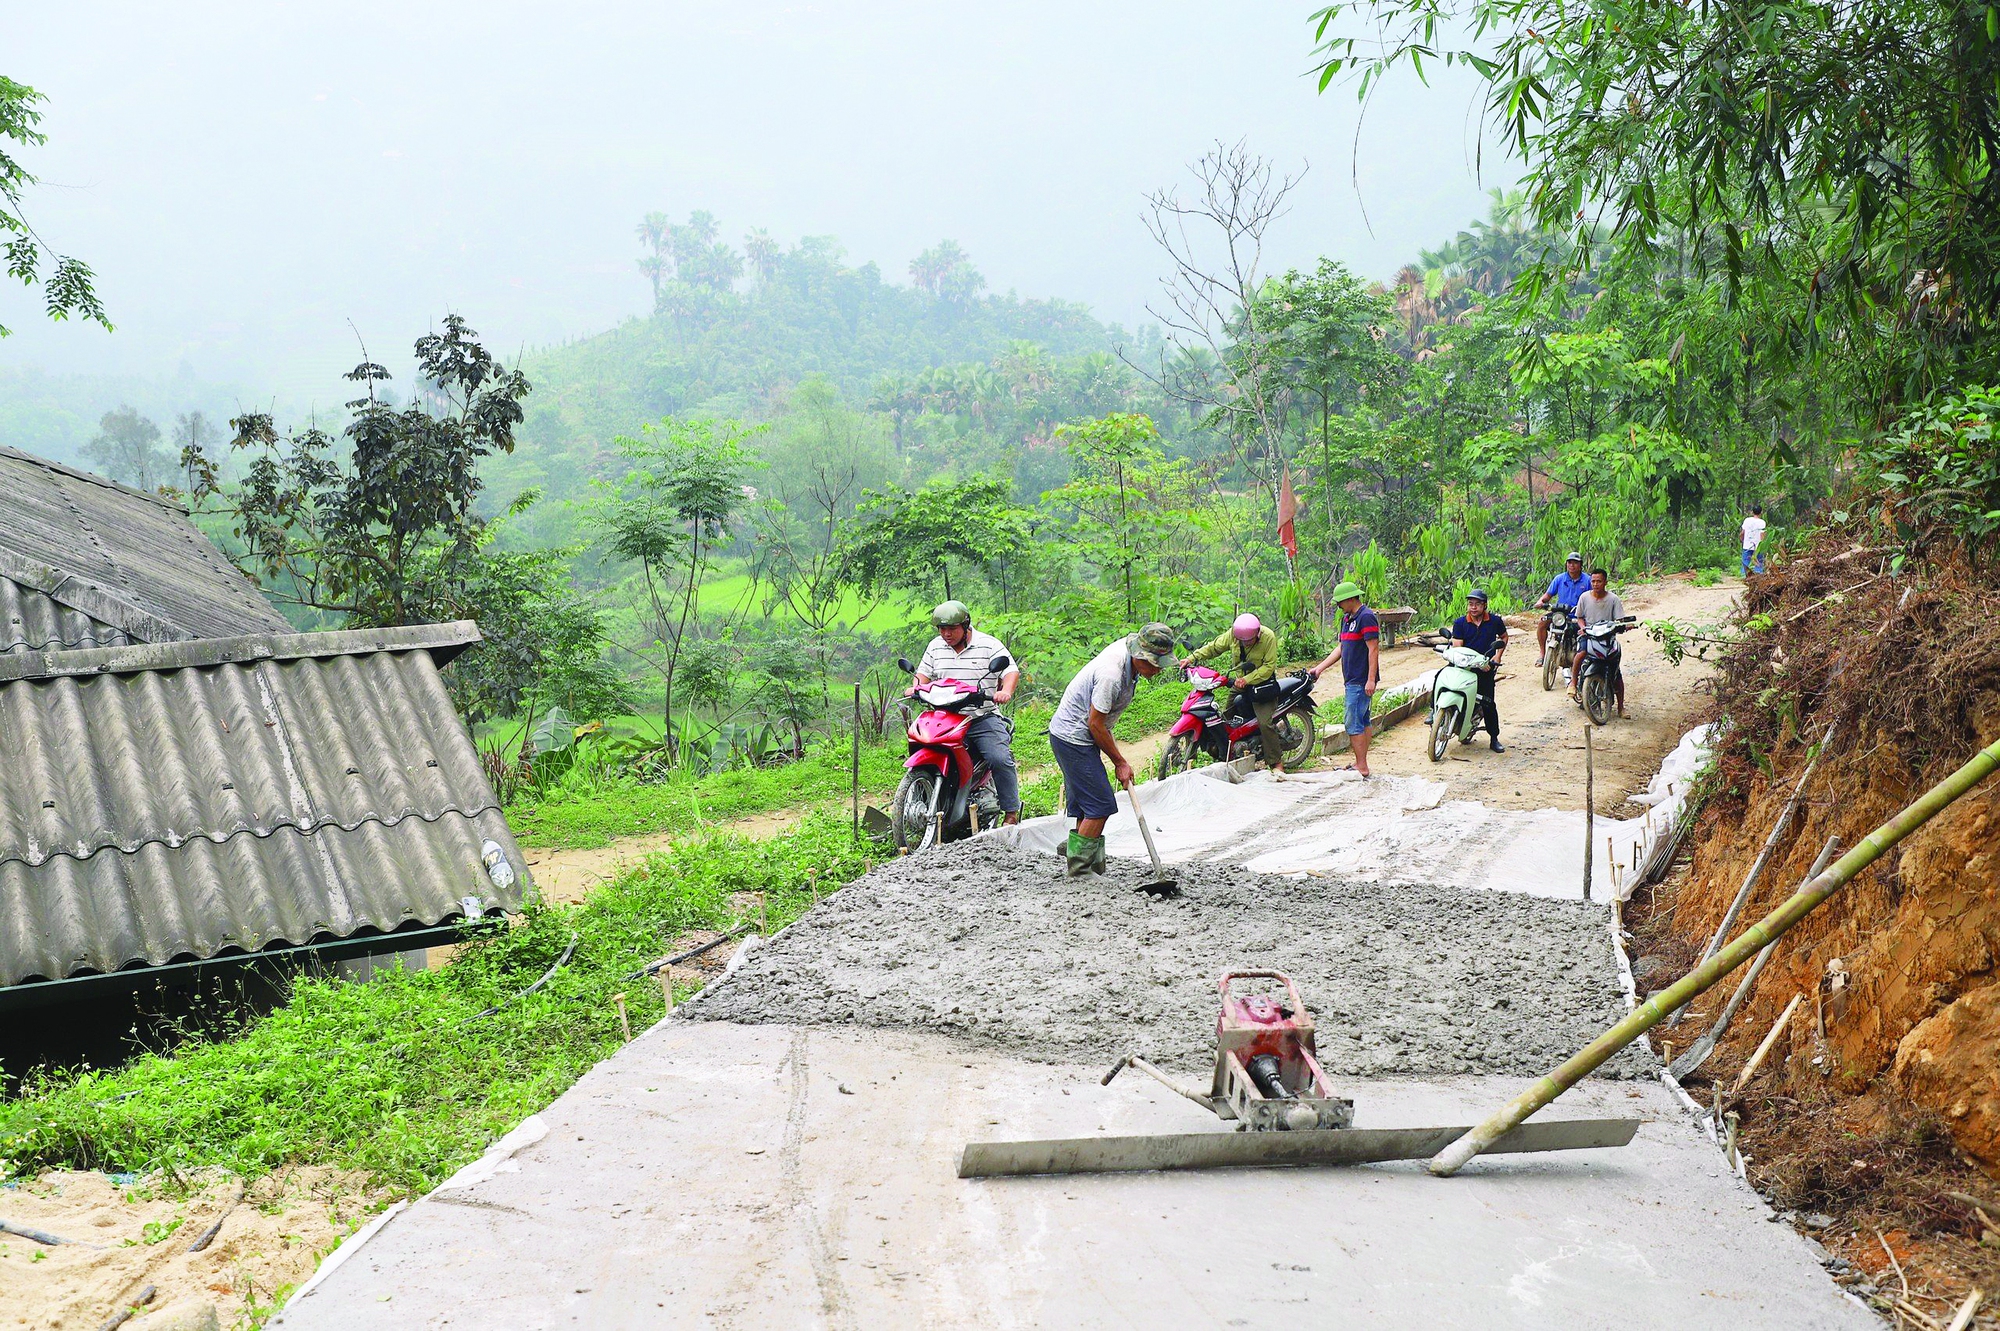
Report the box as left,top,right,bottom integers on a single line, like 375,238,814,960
1179,612,1286,776
1571,569,1628,717
1534,551,1589,668
910,600,1022,825
1449,588,1508,753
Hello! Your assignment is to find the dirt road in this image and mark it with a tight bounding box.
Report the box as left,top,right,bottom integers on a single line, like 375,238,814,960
1352,574,1739,813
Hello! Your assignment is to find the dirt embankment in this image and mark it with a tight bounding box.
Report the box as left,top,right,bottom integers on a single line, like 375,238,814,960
1629,533,2000,1306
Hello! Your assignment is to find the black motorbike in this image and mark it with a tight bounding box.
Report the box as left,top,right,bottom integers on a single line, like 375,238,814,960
1542,603,1580,691
1575,616,1638,725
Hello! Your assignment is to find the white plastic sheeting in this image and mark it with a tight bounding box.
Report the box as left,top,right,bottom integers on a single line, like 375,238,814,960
990,723,1714,902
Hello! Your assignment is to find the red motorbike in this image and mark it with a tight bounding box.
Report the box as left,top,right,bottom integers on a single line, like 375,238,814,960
890,653,1012,851
1156,664,1319,778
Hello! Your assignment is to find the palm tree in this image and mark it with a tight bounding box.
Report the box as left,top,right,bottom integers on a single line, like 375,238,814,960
744,228,780,286
636,212,671,307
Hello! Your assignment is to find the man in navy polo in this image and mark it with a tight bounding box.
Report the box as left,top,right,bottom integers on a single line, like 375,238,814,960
1450,588,1508,753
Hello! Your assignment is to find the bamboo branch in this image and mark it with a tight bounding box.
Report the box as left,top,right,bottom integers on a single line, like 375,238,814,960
1733,993,1802,1092
1700,720,1839,964
1429,730,2000,1177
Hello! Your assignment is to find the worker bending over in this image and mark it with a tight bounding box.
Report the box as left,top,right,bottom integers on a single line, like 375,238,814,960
1047,623,1177,877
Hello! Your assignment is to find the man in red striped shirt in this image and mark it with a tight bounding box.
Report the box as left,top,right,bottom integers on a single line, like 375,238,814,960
1309,581,1380,778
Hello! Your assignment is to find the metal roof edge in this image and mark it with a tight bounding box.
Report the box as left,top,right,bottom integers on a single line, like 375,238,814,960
0,445,190,512
0,550,194,646
0,619,484,683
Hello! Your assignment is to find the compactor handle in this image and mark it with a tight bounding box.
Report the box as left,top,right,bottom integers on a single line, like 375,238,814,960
1217,969,1307,1013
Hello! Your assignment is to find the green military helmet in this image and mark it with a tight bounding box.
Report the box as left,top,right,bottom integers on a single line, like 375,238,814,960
931,600,972,628
1331,580,1365,603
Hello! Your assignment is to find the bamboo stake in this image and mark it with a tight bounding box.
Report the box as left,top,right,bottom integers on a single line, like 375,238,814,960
1945,1288,1983,1331
1672,835,1841,1079
1583,726,1595,902
1701,720,1839,963
1428,731,2000,1177
612,992,632,1043
1732,993,1802,1092
852,682,862,843
657,971,675,1016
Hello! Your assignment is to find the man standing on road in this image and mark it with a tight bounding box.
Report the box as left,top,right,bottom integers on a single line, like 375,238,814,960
1450,589,1507,753
1534,552,1589,668
1047,623,1177,877
1308,581,1380,779
1741,505,1768,576
912,600,1022,826
1572,569,1628,717
1181,612,1286,776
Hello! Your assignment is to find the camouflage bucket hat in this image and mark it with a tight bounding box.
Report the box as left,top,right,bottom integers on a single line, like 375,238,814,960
1128,622,1178,667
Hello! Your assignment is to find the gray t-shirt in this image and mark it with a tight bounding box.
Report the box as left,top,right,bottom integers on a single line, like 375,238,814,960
1049,639,1138,745
1578,590,1626,626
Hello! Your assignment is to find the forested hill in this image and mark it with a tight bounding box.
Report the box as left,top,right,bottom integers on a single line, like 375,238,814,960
490,222,1150,521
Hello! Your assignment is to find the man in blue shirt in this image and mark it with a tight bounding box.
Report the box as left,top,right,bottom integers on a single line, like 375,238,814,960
1450,588,1508,753
1308,580,1380,778
1534,551,1589,668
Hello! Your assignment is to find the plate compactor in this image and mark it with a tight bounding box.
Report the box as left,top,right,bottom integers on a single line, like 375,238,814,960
957,970,1640,1179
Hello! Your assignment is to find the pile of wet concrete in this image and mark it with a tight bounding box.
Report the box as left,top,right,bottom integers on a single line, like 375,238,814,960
690,839,1654,1079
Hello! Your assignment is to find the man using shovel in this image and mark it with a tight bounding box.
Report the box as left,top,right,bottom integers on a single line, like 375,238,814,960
1047,622,1177,877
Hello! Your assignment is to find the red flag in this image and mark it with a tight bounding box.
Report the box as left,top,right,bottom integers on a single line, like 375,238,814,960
1276,466,1300,560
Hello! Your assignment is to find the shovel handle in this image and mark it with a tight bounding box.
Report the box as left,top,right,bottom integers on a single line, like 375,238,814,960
1122,777,1169,878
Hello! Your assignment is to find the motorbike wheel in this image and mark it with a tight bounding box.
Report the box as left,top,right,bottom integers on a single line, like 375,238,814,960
1429,704,1457,763
1542,643,1560,691
1276,711,1318,767
890,768,943,852
1157,733,1193,781
1582,675,1612,726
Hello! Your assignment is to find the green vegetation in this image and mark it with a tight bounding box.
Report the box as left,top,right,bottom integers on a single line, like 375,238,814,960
0,816,870,1191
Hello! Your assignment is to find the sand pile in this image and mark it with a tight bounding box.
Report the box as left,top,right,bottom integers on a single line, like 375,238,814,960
692,838,1652,1079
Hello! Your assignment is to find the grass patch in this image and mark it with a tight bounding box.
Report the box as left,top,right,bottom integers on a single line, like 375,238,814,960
0,816,875,1194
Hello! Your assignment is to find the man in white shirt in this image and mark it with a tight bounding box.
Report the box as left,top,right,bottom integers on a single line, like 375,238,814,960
912,600,1022,824
1741,505,1767,576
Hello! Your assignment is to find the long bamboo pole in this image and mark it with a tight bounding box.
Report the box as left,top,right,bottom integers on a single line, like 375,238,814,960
852,682,862,843
1429,732,2000,1177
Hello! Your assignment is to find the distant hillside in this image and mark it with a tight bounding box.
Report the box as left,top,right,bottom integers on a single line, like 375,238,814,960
489,227,1132,518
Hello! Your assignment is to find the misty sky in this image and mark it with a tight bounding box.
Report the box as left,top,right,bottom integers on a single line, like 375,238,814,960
6,1,1509,401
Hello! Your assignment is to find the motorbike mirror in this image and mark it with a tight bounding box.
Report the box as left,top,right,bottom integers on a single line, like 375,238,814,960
896,656,916,673
987,655,1011,674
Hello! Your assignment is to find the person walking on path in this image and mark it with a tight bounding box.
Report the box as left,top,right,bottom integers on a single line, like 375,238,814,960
1308,581,1380,778
911,600,1023,825
1181,612,1286,776
1450,589,1508,753
1741,505,1768,576
1047,623,1177,877
1571,569,1628,717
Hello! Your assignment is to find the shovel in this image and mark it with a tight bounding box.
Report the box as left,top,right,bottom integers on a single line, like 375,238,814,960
1122,777,1179,898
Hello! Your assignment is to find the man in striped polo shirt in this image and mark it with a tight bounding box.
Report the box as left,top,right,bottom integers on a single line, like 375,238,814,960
912,600,1022,824
1309,580,1380,778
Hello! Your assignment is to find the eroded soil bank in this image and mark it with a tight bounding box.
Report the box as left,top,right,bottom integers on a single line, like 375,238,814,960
692,838,1652,1080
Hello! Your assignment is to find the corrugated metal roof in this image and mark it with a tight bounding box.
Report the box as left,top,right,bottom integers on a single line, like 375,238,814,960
0,576,132,654
0,445,291,644
0,625,530,986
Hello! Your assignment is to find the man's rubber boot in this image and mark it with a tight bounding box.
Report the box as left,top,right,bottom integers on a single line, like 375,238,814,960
1064,832,1092,878
1086,836,1108,875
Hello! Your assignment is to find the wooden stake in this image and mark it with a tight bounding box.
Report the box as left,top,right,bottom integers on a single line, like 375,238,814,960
1945,1288,1984,1331
1583,726,1595,902
1733,993,1802,1091
758,893,769,938
1428,731,2000,1177
612,991,632,1043
852,682,862,843
657,972,675,1016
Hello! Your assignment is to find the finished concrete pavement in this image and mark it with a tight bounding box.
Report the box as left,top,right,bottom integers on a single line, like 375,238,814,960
276,1020,1872,1330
